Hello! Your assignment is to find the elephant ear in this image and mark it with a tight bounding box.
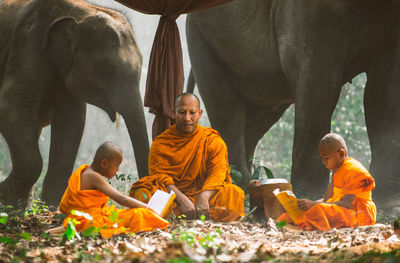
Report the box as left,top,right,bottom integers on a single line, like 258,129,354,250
41,16,79,76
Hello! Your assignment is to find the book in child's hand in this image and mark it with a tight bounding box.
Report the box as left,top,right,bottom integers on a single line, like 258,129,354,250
146,190,176,218
273,188,305,224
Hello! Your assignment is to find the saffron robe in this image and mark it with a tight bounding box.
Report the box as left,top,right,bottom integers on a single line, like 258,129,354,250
278,157,376,231
59,165,170,238
129,125,245,222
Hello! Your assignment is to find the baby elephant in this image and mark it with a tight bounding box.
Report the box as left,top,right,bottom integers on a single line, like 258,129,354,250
0,0,149,208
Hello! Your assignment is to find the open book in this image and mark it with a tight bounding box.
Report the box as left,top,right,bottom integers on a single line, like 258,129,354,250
273,188,305,224
146,190,176,218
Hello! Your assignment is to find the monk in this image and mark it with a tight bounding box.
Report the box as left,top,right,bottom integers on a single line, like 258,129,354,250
278,133,376,231
129,93,245,221
58,142,169,238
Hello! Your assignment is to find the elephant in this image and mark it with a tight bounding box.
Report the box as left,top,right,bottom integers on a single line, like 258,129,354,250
186,0,400,214
0,0,149,208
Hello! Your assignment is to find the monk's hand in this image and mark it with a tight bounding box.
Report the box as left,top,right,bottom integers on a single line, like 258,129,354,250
178,195,196,220
298,199,317,211
195,190,216,220
195,195,210,220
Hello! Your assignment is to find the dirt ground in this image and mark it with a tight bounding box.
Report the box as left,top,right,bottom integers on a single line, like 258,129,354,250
1,210,400,262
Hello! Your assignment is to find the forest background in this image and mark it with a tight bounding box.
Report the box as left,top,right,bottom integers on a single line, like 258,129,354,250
0,0,370,199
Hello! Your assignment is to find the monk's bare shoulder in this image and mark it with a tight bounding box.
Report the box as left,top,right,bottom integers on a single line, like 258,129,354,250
81,167,107,190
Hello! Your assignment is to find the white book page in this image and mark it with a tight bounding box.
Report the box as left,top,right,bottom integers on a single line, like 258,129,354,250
147,190,173,215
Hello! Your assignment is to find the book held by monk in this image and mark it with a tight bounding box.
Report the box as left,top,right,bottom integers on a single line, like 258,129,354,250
273,188,305,224
146,190,176,217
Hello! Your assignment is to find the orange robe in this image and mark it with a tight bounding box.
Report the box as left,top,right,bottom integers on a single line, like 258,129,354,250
279,157,376,231
59,165,170,238
129,125,245,222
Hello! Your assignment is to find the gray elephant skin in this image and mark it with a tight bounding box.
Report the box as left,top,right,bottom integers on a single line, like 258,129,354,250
0,0,149,208
187,0,400,213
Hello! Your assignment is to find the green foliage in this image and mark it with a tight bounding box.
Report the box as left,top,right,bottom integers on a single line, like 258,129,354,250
0,236,19,245
19,232,31,241
172,226,222,250
351,248,400,263
24,199,49,217
230,165,243,186
114,173,132,182
167,257,193,263
276,220,287,230
109,210,119,223
0,212,8,224
200,214,206,222
62,218,81,244
251,166,274,180
82,226,100,238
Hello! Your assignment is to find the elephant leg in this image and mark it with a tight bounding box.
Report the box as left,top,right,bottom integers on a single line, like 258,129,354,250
200,85,248,186
188,16,250,186
41,94,86,208
0,125,42,208
245,103,291,171
291,76,342,198
364,42,400,215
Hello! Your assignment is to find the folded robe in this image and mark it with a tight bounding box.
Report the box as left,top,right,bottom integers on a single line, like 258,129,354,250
59,165,170,238
278,157,376,231
129,125,245,222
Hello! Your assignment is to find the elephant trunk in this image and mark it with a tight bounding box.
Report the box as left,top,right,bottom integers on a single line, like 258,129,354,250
115,92,150,179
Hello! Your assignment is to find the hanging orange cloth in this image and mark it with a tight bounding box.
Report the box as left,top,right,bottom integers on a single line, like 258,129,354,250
278,157,376,231
59,165,170,238
129,125,245,221
114,0,234,138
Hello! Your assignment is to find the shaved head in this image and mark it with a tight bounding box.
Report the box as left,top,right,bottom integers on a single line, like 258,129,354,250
319,133,347,152
175,92,201,111
93,142,123,165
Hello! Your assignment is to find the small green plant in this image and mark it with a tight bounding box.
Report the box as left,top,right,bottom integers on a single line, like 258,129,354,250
24,199,49,216
114,173,132,182
167,257,193,263
0,212,8,224
19,232,31,241
61,218,81,244
276,220,287,230
172,226,222,250
0,236,19,245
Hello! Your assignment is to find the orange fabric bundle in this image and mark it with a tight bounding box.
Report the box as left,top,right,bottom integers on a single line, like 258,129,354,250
129,125,245,221
59,165,170,238
279,157,376,231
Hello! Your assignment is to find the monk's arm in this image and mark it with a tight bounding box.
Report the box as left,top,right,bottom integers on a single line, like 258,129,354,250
323,180,334,202
166,184,196,219
89,173,147,209
327,195,355,209
298,181,334,210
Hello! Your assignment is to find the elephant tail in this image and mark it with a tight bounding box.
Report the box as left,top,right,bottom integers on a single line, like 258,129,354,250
186,68,196,93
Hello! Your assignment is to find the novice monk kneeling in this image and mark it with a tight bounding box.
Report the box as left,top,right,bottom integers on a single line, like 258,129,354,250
278,133,376,231
58,142,169,238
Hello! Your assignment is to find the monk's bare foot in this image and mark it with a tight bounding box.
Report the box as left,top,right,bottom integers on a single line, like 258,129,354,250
46,226,66,235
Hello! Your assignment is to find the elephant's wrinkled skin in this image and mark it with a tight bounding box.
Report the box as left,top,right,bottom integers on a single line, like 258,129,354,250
187,0,400,213
0,0,149,208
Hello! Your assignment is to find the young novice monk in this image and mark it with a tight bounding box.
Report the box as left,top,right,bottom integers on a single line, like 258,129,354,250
58,142,169,238
278,133,376,231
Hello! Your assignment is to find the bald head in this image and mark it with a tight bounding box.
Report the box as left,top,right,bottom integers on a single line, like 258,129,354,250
175,93,201,111
93,142,123,165
319,133,347,153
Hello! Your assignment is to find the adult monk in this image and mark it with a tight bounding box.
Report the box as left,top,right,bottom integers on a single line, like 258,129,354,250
129,93,245,221
58,142,169,238
278,133,376,231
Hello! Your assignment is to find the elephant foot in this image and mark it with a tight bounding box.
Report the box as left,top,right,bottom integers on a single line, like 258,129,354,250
40,189,62,211
0,177,33,209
